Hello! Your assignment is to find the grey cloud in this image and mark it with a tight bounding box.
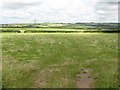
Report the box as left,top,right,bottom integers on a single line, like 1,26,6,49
5,16,29,19
2,2,40,10
95,2,118,22
96,2,117,11
97,0,119,2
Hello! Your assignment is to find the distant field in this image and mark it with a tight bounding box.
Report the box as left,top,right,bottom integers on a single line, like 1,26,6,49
1,23,95,29
1,23,119,33
2,28,84,32
1,23,118,29
1,28,119,33
2,33,118,88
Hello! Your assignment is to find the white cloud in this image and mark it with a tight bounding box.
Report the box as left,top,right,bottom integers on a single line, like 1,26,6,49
96,10,106,14
0,0,118,24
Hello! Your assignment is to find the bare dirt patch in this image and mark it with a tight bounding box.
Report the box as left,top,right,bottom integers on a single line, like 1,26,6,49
76,68,94,88
31,81,47,88
30,69,49,88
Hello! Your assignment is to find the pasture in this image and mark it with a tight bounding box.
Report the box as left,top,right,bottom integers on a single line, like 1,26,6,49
2,33,118,88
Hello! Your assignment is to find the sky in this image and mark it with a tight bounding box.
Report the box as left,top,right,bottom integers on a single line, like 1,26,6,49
0,0,119,24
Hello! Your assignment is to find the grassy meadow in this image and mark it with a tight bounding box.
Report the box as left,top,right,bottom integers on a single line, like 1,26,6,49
2,33,118,88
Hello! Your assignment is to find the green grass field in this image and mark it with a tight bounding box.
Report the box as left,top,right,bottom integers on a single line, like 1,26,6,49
2,33,118,88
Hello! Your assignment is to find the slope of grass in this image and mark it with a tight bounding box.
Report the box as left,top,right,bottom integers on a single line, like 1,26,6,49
2,33,118,88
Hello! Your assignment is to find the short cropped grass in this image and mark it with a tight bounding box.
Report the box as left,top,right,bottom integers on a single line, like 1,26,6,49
2,33,118,88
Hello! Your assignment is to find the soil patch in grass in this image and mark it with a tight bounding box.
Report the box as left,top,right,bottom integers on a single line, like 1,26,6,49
76,68,94,88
